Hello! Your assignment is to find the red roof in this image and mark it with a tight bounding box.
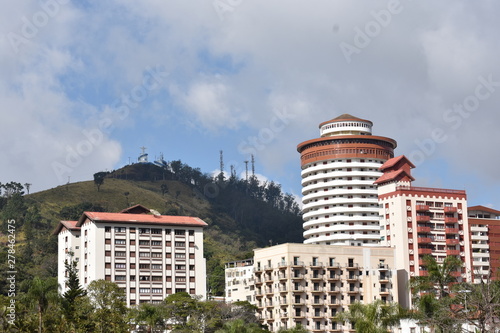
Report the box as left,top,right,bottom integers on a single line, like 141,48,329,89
379,155,415,171
53,220,80,235
76,212,208,228
319,114,373,128
374,169,415,185
468,205,500,215
119,204,151,214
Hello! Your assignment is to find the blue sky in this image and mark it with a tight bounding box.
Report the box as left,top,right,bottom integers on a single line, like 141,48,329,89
1,1,500,209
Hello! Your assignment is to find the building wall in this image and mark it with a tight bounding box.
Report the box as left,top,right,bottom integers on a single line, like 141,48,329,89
298,116,396,246
59,219,206,306
58,227,81,292
225,259,255,303
378,185,471,306
253,243,397,333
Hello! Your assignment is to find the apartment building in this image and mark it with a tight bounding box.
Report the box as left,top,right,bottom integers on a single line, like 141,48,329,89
225,259,255,303
467,205,500,282
297,114,397,246
253,243,398,332
375,155,472,307
55,204,208,306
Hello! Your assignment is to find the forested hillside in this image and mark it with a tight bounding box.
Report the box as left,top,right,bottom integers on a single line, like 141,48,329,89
0,161,303,296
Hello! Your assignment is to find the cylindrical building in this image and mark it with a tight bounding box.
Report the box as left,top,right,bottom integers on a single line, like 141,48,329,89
297,114,397,245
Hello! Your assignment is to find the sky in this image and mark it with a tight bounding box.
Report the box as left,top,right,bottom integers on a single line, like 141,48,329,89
1,0,499,209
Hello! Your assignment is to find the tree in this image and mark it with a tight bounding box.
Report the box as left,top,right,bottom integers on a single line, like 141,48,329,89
409,255,464,332
215,318,267,333
132,302,166,333
452,277,500,333
87,280,128,333
164,292,200,330
335,300,404,333
276,324,308,332
93,171,108,192
21,277,60,333
62,254,86,327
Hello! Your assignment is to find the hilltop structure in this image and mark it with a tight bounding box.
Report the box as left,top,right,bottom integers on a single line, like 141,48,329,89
55,204,208,306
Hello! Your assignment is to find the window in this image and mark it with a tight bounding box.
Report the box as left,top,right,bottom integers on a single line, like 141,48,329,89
151,241,161,246
151,228,161,234
139,228,150,234
175,265,186,270
139,264,150,269
174,230,185,235
140,276,150,281
175,253,186,259
115,275,126,281
115,251,126,257
151,252,162,258
152,288,162,294
139,240,150,246
175,242,185,247
139,288,150,293
115,239,126,245
114,227,125,233
115,263,126,269
152,264,162,270
139,252,150,257
152,276,162,281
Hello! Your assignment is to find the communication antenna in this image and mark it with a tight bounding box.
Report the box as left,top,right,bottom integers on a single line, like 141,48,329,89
244,160,249,181
24,183,31,195
251,154,255,176
219,150,224,174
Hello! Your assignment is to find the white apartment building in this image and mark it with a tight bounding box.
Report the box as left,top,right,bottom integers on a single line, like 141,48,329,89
253,243,399,333
225,259,255,303
297,114,397,246
55,205,207,306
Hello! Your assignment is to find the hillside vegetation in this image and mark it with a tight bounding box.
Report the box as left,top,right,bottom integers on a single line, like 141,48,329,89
0,161,303,295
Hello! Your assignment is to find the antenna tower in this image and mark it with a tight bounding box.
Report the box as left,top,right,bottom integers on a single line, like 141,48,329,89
251,154,255,176
244,160,249,181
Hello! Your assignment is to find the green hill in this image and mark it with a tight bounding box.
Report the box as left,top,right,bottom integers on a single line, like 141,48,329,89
0,162,303,296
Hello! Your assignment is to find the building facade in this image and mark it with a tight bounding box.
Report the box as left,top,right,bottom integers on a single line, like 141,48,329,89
375,155,472,307
467,205,500,282
55,205,208,306
225,259,255,303
297,114,397,245
253,243,399,332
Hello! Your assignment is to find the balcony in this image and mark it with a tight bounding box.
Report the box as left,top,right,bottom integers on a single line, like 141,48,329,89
445,217,458,223
417,226,432,233
345,263,360,270
327,262,341,269
416,205,430,212
379,275,390,282
327,287,341,294
291,274,305,280
378,263,389,270
450,271,461,278
418,248,433,255
311,287,325,294
327,274,341,281
291,261,305,268
416,215,431,222
417,237,432,244
309,274,323,281
446,249,460,256
446,239,460,245
346,275,360,281
310,261,324,268
379,288,390,295
444,206,458,213
346,287,360,294
445,228,459,234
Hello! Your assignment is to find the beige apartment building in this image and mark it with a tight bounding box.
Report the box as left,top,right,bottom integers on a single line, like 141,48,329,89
225,259,255,303
55,205,208,306
253,243,398,332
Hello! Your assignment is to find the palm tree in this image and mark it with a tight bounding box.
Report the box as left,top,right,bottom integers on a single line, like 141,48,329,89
409,255,463,332
22,277,60,333
335,300,403,333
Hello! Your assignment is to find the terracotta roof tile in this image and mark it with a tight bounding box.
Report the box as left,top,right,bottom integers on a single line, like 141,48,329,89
468,205,500,215
374,169,415,185
379,155,415,171
77,212,208,228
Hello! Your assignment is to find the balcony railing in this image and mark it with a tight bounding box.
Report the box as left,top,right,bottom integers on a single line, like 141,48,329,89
446,239,460,245
418,248,433,255
416,216,431,222
416,205,430,212
444,206,458,213
417,226,432,233
445,228,459,234
446,249,460,256
445,217,459,223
